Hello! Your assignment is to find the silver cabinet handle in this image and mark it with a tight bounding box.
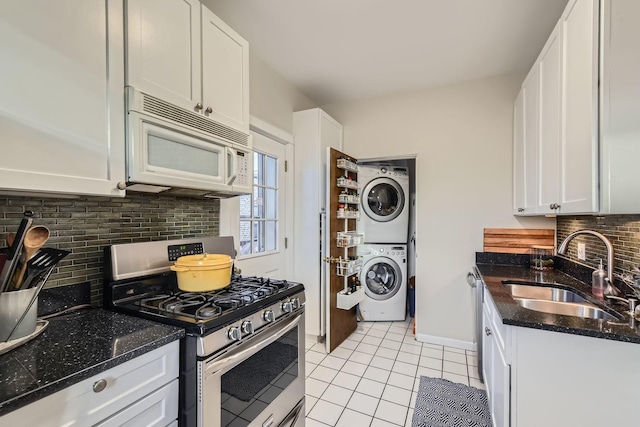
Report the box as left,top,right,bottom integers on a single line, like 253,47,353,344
205,106,213,114
93,379,107,393
549,203,561,210
485,327,492,336
195,102,203,110
517,208,524,212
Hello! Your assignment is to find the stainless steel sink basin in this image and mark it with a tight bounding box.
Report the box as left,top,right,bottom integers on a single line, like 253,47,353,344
513,298,621,321
503,282,588,303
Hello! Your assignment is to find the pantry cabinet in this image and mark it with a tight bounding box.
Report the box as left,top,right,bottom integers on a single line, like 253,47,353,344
292,109,343,339
126,0,250,133
0,0,125,197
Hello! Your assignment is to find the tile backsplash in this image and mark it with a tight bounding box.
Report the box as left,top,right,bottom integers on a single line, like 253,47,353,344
0,194,220,303
557,215,640,281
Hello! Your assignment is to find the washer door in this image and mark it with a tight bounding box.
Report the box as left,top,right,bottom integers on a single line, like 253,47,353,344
361,177,405,222
361,256,402,301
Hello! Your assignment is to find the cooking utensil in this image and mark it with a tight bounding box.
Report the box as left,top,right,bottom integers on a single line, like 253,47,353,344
17,248,70,291
12,226,50,290
170,253,233,292
3,248,70,342
0,212,34,293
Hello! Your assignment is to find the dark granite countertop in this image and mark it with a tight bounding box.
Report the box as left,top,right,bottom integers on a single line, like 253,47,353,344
476,263,640,344
0,308,184,417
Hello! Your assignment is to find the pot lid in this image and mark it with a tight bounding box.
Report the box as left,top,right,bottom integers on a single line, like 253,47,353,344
174,253,232,267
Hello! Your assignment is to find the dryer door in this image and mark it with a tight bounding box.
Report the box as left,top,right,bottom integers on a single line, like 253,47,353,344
361,177,405,223
361,256,403,300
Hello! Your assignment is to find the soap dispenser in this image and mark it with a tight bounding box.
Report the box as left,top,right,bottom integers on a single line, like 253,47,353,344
592,259,606,298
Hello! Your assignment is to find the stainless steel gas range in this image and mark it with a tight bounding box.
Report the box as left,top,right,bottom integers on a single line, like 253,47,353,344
103,237,305,427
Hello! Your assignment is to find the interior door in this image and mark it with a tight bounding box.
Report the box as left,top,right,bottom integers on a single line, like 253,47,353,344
221,131,287,278
325,147,359,353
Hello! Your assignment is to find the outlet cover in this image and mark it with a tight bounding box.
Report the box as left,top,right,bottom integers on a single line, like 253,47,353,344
577,243,586,260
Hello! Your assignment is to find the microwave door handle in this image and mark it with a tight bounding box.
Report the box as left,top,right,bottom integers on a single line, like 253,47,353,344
226,147,237,185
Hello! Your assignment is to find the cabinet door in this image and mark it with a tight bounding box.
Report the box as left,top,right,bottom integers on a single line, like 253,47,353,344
559,0,598,213
600,0,640,213
201,5,250,132
0,0,125,197
491,339,510,427
536,24,562,214
522,69,539,214
126,0,202,112
482,309,493,398
325,147,359,353
513,90,525,214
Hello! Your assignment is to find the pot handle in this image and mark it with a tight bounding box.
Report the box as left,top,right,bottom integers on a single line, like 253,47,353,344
170,265,189,272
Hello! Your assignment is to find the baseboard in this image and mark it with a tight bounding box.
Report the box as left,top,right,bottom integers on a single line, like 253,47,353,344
415,333,477,351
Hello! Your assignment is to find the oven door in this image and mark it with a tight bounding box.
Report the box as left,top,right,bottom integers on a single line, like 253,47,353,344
199,312,305,427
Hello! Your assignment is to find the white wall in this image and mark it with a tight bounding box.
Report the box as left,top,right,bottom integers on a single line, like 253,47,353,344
324,73,554,346
249,52,316,133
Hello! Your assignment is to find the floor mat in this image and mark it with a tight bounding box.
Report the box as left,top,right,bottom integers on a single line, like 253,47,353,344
412,376,492,427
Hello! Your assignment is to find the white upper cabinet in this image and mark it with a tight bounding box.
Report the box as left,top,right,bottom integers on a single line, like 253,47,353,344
513,71,538,215
126,0,202,112
126,0,250,133
599,0,640,213
514,0,598,215
0,0,125,197
536,24,562,214
201,7,250,133
558,0,599,214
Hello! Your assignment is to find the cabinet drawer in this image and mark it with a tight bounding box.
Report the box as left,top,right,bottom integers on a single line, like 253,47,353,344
0,341,178,426
95,379,178,427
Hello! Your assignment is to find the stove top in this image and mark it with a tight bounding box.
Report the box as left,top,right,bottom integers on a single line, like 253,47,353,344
138,276,293,320
103,237,304,336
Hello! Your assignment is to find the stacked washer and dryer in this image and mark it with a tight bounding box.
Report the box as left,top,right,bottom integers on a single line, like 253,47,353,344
357,165,410,321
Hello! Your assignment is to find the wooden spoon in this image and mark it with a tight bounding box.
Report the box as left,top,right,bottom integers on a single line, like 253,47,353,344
6,232,15,248
12,226,50,289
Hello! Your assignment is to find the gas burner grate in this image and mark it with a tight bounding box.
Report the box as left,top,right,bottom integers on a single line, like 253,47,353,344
136,276,292,321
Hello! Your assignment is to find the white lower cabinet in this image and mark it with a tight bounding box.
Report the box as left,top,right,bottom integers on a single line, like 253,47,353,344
482,290,510,427
483,287,640,426
0,341,179,427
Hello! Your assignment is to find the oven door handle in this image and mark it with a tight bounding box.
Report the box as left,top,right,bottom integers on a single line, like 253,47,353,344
205,313,302,375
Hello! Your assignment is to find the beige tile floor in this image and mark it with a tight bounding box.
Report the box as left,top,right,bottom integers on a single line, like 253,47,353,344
304,318,483,427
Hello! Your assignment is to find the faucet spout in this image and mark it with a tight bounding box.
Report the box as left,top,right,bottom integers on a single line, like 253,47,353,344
557,230,619,296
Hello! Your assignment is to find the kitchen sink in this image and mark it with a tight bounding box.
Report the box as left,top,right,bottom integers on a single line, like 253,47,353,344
513,298,622,321
503,282,589,303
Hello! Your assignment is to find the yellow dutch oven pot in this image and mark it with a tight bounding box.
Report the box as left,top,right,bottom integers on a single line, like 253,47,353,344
170,253,233,292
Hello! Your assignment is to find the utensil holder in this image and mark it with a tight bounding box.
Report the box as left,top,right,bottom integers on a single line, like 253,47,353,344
0,287,38,342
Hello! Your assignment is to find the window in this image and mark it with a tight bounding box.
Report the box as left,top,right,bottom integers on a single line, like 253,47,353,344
239,151,278,256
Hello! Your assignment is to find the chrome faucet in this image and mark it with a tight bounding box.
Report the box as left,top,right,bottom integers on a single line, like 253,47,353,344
557,230,621,297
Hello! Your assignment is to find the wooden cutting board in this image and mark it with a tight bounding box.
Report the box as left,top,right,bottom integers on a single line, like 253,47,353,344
483,228,555,254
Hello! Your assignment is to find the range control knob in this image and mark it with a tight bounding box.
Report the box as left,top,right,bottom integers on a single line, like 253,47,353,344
263,310,275,322
290,298,300,310
227,326,241,341
241,321,254,335
281,301,293,313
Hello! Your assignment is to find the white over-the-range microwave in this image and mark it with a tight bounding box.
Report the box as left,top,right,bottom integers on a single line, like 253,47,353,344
120,87,252,198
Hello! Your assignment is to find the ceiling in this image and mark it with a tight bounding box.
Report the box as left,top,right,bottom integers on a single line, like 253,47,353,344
205,0,569,106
